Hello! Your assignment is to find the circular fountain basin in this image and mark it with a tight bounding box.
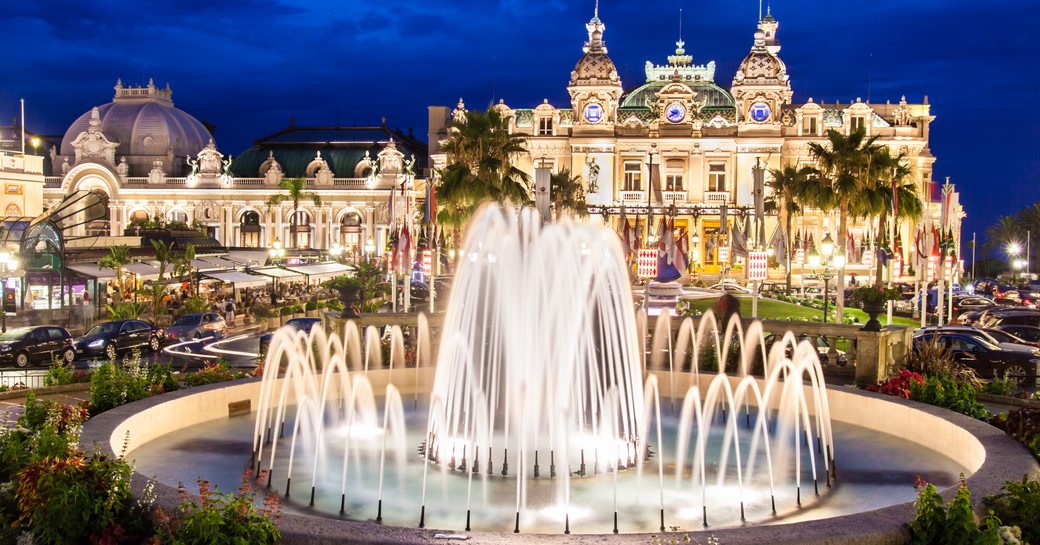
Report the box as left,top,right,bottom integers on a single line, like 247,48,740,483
81,371,1039,545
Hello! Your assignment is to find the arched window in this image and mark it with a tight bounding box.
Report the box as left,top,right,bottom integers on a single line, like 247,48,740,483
240,210,261,248
129,209,150,225
339,212,363,255
168,210,188,226
290,210,312,249
86,189,110,237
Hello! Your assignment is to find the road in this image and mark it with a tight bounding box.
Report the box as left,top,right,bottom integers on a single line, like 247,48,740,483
0,332,266,390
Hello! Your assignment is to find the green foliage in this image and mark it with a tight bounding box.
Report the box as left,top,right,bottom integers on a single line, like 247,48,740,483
989,408,1040,459
984,373,1019,397
179,295,209,315
984,477,1040,544
105,300,148,320
267,177,321,249
279,306,293,316
44,353,87,387
851,285,903,304
549,169,588,217
14,448,153,545
183,361,245,387
326,298,344,311
99,244,131,291
305,300,318,311
88,355,175,415
909,373,990,420
911,478,1006,545
157,473,280,545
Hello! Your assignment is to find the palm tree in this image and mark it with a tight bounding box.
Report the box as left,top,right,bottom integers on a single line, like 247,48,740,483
148,240,175,317
766,164,815,294
985,215,1022,257
437,107,531,243
267,177,321,248
100,245,131,296
807,127,884,321
549,169,588,218
853,153,923,285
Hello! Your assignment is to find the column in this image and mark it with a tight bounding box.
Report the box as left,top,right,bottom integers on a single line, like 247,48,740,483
222,205,233,247
109,204,121,237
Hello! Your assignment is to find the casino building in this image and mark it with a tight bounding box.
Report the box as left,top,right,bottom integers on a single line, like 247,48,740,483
429,7,963,281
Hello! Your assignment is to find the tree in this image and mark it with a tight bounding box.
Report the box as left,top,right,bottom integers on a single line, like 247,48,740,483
766,164,815,294
267,177,321,248
851,152,924,286
325,260,390,313
549,169,588,218
807,127,884,321
984,215,1021,257
436,108,531,243
148,240,175,317
99,245,131,297
173,243,197,296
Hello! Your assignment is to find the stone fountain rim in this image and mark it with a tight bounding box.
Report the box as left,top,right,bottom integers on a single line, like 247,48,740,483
80,376,1040,545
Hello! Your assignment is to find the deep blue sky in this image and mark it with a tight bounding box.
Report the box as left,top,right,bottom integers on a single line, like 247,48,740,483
1,0,1035,248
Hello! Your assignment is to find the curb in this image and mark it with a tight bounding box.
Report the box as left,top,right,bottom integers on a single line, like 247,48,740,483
0,382,91,402
978,392,1040,409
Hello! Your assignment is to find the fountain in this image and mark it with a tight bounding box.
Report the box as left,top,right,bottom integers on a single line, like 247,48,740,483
247,205,839,534
96,203,1037,543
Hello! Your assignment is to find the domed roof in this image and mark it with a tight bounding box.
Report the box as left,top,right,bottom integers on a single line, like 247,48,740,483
60,80,212,160
621,80,735,109
733,31,789,85
568,11,621,88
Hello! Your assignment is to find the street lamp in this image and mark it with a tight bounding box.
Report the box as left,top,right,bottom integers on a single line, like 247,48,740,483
269,238,286,263
808,233,844,323
1008,242,1023,282
329,242,343,261
0,252,19,333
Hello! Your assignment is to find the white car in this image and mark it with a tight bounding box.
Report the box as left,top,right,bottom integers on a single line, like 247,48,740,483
707,283,755,296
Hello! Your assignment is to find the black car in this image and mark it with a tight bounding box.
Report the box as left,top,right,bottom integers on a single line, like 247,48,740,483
913,332,1040,384
763,333,849,367
949,295,995,318
0,326,75,368
74,320,163,360
979,310,1040,329
994,324,1040,345
259,317,322,354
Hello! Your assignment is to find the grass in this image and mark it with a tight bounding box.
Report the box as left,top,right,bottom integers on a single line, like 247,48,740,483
683,296,919,328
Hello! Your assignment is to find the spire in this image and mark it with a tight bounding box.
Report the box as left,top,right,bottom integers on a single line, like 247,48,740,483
584,0,607,53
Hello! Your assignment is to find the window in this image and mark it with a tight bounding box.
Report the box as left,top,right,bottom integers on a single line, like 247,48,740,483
538,117,553,136
850,116,865,133
535,158,555,171
665,175,683,191
240,210,261,248
47,328,66,340
708,163,727,192
291,211,312,249
168,210,188,224
623,162,642,192
803,116,818,136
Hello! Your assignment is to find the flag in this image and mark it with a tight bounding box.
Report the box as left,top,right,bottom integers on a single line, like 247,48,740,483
769,224,787,264
423,178,436,225
720,204,729,235
891,174,899,219
731,218,748,258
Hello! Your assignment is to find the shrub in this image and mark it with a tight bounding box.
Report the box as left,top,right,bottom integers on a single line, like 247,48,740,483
89,355,176,415
280,306,293,316
184,361,245,387
250,303,275,320
14,449,154,545
984,373,1019,397
909,373,990,420
907,338,981,387
156,471,280,545
990,408,1040,458
866,370,924,399
305,300,318,311
326,299,344,311
983,477,1040,544
910,476,1004,545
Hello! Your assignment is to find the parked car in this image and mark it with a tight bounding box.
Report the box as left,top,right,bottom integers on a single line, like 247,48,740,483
259,317,322,354
165,312,227,343
0,326,75,368
979,309,1040,329
708,283,755,296
763,333,848,367
993,324,1040,345
915,326,1039,354
949,295,995,318
912,332,1040,383
74,320,163,360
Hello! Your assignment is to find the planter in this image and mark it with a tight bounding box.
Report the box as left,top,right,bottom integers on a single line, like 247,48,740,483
335,285,362,319
306,310,318,318
280,315,290,326
293,312,304,320
861,301,886,332
268,317,280,330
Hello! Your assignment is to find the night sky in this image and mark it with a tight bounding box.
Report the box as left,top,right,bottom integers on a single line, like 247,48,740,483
1,0,1035,250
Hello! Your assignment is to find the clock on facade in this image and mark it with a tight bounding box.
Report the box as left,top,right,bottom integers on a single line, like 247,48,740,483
749,102,771,123
583,103,604,124
665,102,687,123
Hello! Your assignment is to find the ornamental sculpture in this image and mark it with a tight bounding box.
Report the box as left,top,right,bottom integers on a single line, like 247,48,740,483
70,107,118,165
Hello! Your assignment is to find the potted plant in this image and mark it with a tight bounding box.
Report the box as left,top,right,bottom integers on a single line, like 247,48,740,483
279,305,292,326
292,304,305,320
851,285,902,332
305,300,319,318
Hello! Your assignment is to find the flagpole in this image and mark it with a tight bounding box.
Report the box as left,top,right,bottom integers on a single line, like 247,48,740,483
887,215,895,326
971,232,976,281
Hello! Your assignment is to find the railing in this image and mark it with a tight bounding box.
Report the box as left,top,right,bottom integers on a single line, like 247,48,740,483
45,176,62,188
704,191,729,204
620,190,645,203
662,191,688,204
0,369,48,390
233,178,266,187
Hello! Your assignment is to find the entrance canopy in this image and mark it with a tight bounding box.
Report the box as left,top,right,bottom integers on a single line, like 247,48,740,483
253,267,304,281
201,271,270,289
284,262,353,283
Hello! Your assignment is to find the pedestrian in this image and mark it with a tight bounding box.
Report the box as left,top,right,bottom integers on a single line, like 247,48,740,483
224,297,236,325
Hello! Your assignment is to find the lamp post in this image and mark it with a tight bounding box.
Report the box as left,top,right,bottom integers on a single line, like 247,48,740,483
329,242,343,262
1006,243,1023,284
0,252,20,333
269,239,286,305
645,144,657,247
807,233,845,324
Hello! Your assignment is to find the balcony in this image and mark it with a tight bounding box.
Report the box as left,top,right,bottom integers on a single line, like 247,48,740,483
704,191,730,204
620,190,645,203
662,191,688,204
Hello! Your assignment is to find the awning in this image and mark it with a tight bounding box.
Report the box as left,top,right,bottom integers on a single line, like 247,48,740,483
123,262,161,280
252,267,305,281
227,250,271,267
190,259,224,272
66,263,117,279
284,262,353,282
199,256,240,270
201,271,270,289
